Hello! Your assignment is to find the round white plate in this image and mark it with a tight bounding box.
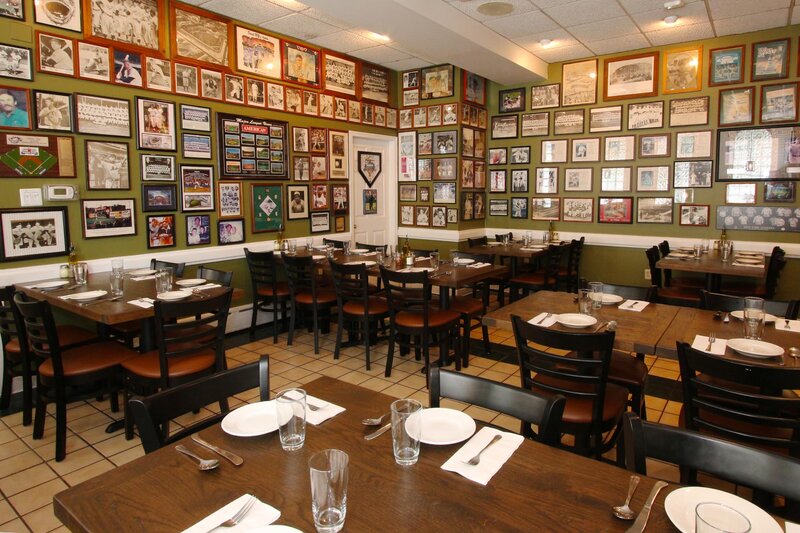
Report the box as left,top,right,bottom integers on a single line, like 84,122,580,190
67,290,107,302
349,248,369,254
407,266,436,272
737,251,762,257
589,293,624,305
312,254,326,261
729,310,777,323
156,290,192,302
726,338,784,358
33,280,70,289
665,486,781,533
413,408,476,445
130,268,156,276
453,258,475,265
175,278,207,287
555,313,598,328
734,257,761,265
677,247,694,252
520,247,546,252
670,252,693,258
221,401,279,437
345,260,377,267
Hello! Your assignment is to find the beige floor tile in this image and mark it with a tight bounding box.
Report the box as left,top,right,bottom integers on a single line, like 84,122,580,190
0,463,57,497
380,383,418,399
92,434,140,458
659,412,680,427
269,375,293,392
468,356,494,369
47,446,105,477
49,526,71,533
357,377,393,393
463,405,498,423
302,360,334,373
75,424,122,446
0,440,31,463
279,367,314,381
0,450,43,480
397,374,427,390
66,412,114,434
478,369,511,383
0,428,21,446
0,517,30,532
233,351,263,364
649,367,679,380
460,365,484,377
108,445,145,467
664,400,683,415
22,502,61,533
32,433,90,462
645,408,662,421
491,414,519,432
1,411,26,428
9,478,67,516
645,396,667,412
62,459,115,487
489,361,518,374
316,365,352,379
0,499,18,525
407,390,430,406
336,371,371,386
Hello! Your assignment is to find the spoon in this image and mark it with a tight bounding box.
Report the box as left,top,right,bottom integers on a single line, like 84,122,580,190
362,413,388,426
789,347,800,359
613,474,641,520
175,445,220,470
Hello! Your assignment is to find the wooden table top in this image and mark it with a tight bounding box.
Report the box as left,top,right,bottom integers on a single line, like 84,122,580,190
464,241,552,259
482,290,680,356
54,376,679,533
656,249,766,279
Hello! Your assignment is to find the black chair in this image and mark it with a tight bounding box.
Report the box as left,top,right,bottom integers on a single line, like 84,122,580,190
356,242,387,253
467,236,510,306
150,259,186,277
511,314,627,458
645,246,701,307
411,248,437,258
721,246,787,299
323,238,347,249
494,232,513,242
14,292,136,461
624,413,800,519
557,237,584,293
196,265,233,287
130,356,270,453
509,244,563,302
467,236,488,247
244,248,291,343
447,252,491,366
282,253,337,354
429,368,565,445
658,240,704,288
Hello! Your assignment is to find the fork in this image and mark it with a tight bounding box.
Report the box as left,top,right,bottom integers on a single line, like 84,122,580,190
208,495,256,531
706,332,716,352
536,312,552,325
462,434,502,466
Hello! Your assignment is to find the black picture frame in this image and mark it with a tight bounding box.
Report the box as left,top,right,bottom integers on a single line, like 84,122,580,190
716,125,800,182
142,184,177,212
0,207,69,262
146,214,175,248
499,87,525,114
218,218,245,245
185,214,211,246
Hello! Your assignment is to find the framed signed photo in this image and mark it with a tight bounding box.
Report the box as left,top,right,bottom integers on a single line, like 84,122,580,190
0,44,32,81
751,38,789,81
323,52,357,96
760,82,798,124
136,97,176,151
86,141,129,190
81,199,136,239
604,52,658,101
637,197,673,224
679,204,710,226
34,91,73,131
235,25,280,80
719,87,754,126
146,215,174,248
84,0,164,53
172,4,229,67
0,207,69,262
282,40,321,88
562,59,596,106
499,87,525,113
142,184,177,212
218,181,242,218
420,64,454,99
597,197,633,224
530,83,559,109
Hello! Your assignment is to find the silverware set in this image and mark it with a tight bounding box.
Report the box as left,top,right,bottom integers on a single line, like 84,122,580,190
79,296,122,306
705,332,716,351
462,434,502,466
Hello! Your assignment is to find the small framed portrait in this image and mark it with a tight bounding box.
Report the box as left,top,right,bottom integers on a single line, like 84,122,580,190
145,57,172,92
77,42,110,82
499,87,525,113
673,160,713,188
309,127,326,153
310,155,327,180
218,218,245,244
510,146,530,164
627,101,664,130
416,132,432,156
442,103,458,125
319,94,334,118
461,126,474,157
142,184,176,212
311,183,329,211
663,46,702,94
0,207,69,262
417,159,432,181
412,107,427,128
330,184,348,213
535,167,558,194
431,205,448,227
510,197,528,219
200,68,223,100
725,183,757,204
562,198,594,223
564,168,593,192
675,130,712,159
293,156,310,181
433,157,456,181
180,104,211,132
304,91,319,116
709,45,744,86
474,162,486,189
604,136,635,161
531,198,560,221
399,205,414,226
402,89,418,107
489,199,509,217
292,126,309,153
141,154,175,181
433,182,456,204
0,44,32,81
554,109,584,135
601,167,631,192
460,160,474,188
415,206,430,227
760,82,798,124
530,83,559,109
33,91,72,131
427,105,442,127
420,64,454,99
489,170,506,193
37,33,75,77
571,138,600,162
764,182,795,202
461,192,474,221
282,40,320,88
562,59,597,106
491,115,518,140
719,87,754,126
248,80,266,108
751,39,789,81
521,112,549,138
86,141,130,190
287,184,309,220
185,215,211,246
636,166,670,192
136,97,176,151
182,133,212,159
146,215,176,249
363,189,377,215
541,139,567,163
510,169,529,193
637,197,673,224
0,0,23,20
218,181,242,218
180,165,214,211
334,215,345,233
419,186,430,202
597,197,633,224
447,208,458,223
638,134,670,158
174,63,199,96
224,74,245,104
463,71,486,105
113,50,143,87
473,192,485,220
81,199,136,239
488,147,507,165
679,204,710,226
433,130,458,155
589,105,622,132
604,52,658,101
402,69,419,89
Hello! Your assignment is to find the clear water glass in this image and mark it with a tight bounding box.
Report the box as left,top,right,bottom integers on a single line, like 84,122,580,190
695,502,751,533
276,388,306,451
743,297,765,340
309,449,349,533
72,263,88,285
109,271,124,296
111,258,124,275
429,251,439,270
306,238,313,250
588,281,604,310
693,243,702,260
343,241,351,255
578,289,592,315
288,239,297,255
155,269,172,295
391,398,422,466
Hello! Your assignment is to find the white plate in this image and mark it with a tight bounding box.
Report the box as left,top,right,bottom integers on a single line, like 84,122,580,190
726,338,784,358
453,258,475,265
175,278,207,287
221,401,279,437
665,486,781,533
156,290,192,301
349,248,369,254
670,252,693,258
344,260,377,267
31,280,70,289
733,257,761,265
407,266,436,272
737,251,762,257
484,242,502,247
412,408,476,445
520,247,546,252
130,268,156,276
555,313,598,328
589,293,624,305
312,254,326,261
729,310,777,323
65,290,108,302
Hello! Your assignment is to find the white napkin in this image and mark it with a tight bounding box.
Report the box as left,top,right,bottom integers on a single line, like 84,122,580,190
131,275,156,281
785,521,800,532
128,297,155,309
60,290,106,300
467,262,491,269
776,319,800,333
692,334,727,355
305,394,346,425
731,261,764,268
619,300,650,312
415,256,428,262
529,312,557,327
181,494,280,533
194,283,221,291
441,427,523,486
485,242,502,247
520,247,545,252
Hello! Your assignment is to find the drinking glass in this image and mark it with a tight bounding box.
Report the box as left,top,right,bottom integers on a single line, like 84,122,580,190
695,502,751,533
542,232,549,243
155,269,172,295
578,289,592,315
72,263,88,285
693,243,702,260
309,449,349,533
326,243,335,260
588,281,604,310
111,258,124,275
109,271,124,296
743,297,765,340
281,240,289,253
525,231,532,246
429,251,440,270
276,388,306,451
451,250,461,264
702,240,710,254
288,239,297,255
391,398,422,466
306,238,313,250
343,241,351,255
502,234,510,245
721,241,732,262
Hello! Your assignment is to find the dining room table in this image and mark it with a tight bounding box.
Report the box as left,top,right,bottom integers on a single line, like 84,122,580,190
655,248,766,291
53,375,686,532
464,240,552,277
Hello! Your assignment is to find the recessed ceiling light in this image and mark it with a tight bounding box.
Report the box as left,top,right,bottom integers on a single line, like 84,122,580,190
539,39,553,48
367,31,391,42
664,15,678,24
664,0,684,9
477,1,514,17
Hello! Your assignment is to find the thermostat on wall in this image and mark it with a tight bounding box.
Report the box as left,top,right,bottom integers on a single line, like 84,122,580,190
43,185,79,201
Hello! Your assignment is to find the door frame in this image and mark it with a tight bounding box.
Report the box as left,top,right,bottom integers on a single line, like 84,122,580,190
348,130,398,246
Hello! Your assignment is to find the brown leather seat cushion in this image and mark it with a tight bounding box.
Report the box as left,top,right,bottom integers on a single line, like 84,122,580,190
39,341,136,377
534,374,628,425
6,325,97,355
256,282,290,298
396,309,459,328
295,289,337,305
608,351,648,389
121,348,216,379
448,296,484,316
343,297,389,316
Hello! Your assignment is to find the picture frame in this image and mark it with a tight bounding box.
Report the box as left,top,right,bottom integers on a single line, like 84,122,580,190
510,197,528,219
0,207,69,262
75,93,130,137
637,197,673,224
399,205,414,226
251,183,283,232
180,104,211,132
673,160,713,188
461,126,473,157
415,206,430,227
304,91,319,116
636,166,670,192
447,208,458,224
172,4,229,67
541,139,567,163
571,138,600,162
86,141,129,190
33,90,73,131
218,181,242,218
489,199,508,217
141,154,175,181
292,126,309,153
674,189,694,204
145,57,172,92
218,218,245,244
764,181,795,202
287,184,309,220
521,112,549,137
564,168,593,192
309,127,326,154
726,183,757,204
326,51,359,92
81,198,136,239
267,83,284,110
604,136,635,161
442,103,458,125
146,214,175,248
0,133,76,178
675,130,712,159
218,113,288,179
224,74,245,104
398,108,412,129
601,167,631,192
554,109,584,135
136,96,176,151
474,162,486,189
328,130,348,180
185,215,211,246
639,134,670,158
719,87,754,126
461,192,474,221
418,159,432,181
85,0,165,54
180,165,214,211
716,205,800,232
398,130,416,182
420,64,454,99
562,59,597,106
604,52,659,101
363,188,378,215
35,0,81,31
597,197,633,224
760,82,798,124
489,170,506,193
77,42,110,82
709,45,744,86
402,70,419,90
293,156,310,181
716,125,800,182
463,71,486,105
419,186,430,202
361,63,390,104
0,0,23,20
510,169,529,193
433,182,457,204
531,198,560,221
589,106,622,133
235,25,281,80
417,132,433,156
530,83,560,109
499,87,525,113
627,101,663,130
413,107,426,128
663,46,702,94
37,32,75,77
535,168,558,194
751,38,789,81
319,93,333,118
428,105,442,127
461,160,474,189
403,89,419,107
112,49,143,87
433,130,458,155
200,68,222,100
174,63,199,96
562,198,594,223
433,158,457,182
0,44,32,81
282,40,321,88
488,147,507,165
142,184,177,212
679,204,710,226
399,184,417,202
182,132,212,160
473,192,486,220
334,215,345,233
311,183,329,211
510,146,531,164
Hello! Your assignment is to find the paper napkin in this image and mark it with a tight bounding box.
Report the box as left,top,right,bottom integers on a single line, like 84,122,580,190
128,297,155,309
193,283,221,291
182,494,280,533
619,300,650,312
529,312,557,328
441,427,524,486
732,261,764,268
692,335,727,355
131,275,156,281
776,319,800,333
305,394,346,425
785,521,800,532
466,262,491,269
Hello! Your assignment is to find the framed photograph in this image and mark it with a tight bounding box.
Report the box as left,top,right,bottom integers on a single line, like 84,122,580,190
113,50,143,87
398,130,416,182
293,155,310,181
726,183,757,204
486,199,507,217
679,204,710,226
554,109,584,135
285,184,309,220
709,45,744,86
461,160,474,189
717,125,800,181
752,39,789,81
224,74,245,104
473,192,485,220
604,52,658,101
639,134,670,158
433,182,457,205
521,112,549,137
218,113,288,179
184,215,211,246
541,139,567,163
304,91,319,116
82,199,136,239
307,127,325,154
461,127,473,157
413,107,426,128
33,91,72,132
328,130,347,180
442,103,458,125
332,215,344,233
532,168,558,196
0,0,23,19
604,135,635,161
399,184,417,202
461,192,474,221
416,132,432,156
218,218,245,244
562,59,597,106
444,208,456,224
433,130,458,155
311,183,329,211
136,97,176,151
628,101,663,130
488,147,507,166
417,159,432,181
86,141,129,190
510,146,530,164
674,160,713,188
420,64,454,99
676,130,712,159
601,167,631,192
361,63,390,104
180,165,214,211
663,46,702,94
531,198,560,221
564,168,593,192
182,133,212,159
74,93,129,137
764,181,795,202
598,197,633,224
562,198,594,223
403,70,419,90
463,71,486,105
510,197,528,219
499,87,525,113
474,162,486,189
760,82,798,124
589,106,622,132
85,0,164,53
415,206,430,227
0,207,69,262
403,89,419,107
142,184,177,212
146,216,176,250
398,108,412,129
235,25,281,80
0,44,32,81
200,68,222,100
146,57,172,92
433,158,457,182
251,183,283,232
141,154,175,181
716,205,800,232
292,126,309,153
218,181,242,218
636,166,670,192
398,205,414,226
637,197,673,224
319,94,333,118
489,170,506,193
674,189,694,204
180,104,210,132
530,83,559,109
174,63,199,96
172,5,229,67
719,87,754,126
510,169,529,193
266,83,284,111
571,138,600,162
418,186,430,202
282,40,320,88
77,42,110,82
428,105,442,127
37,33,75,77
35,0,81,30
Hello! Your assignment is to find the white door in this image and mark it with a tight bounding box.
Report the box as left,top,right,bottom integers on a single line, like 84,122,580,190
350,132,397,247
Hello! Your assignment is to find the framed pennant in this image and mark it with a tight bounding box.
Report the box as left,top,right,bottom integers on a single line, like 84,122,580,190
357,151,381,187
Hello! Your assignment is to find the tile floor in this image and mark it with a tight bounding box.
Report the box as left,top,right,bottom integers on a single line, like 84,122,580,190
0,325,685,532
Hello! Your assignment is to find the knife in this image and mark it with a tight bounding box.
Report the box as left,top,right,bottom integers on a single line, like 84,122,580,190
625,480,668,533
364,423,391,441
191,434,244,466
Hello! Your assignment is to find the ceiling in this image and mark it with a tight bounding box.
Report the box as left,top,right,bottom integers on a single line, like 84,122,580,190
186,0,800,85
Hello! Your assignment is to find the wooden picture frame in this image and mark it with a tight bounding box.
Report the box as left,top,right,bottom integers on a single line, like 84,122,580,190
0,207,69,262
719,87,754,126
36,0,81,31
597,197,633,224
589,105,622,132
600,167,631,192
716,125,800,182
251,183,283,232
679,204,710,226
420,64,454,100
489,199,509,217
171,3,230,68
709,45,744,86
673,160,713,188
541,139,567,163
81,198,136,239
604,135,635,161
562,198,594,223
510,169,529,193
83,0,166,55
760,82,798,124
218,181,242,218
638,134,670,158
86,141,130,190
531,198,560,221
140,154,175,181
562,58,597,106
174,63,199,96
764,182,795,202
77,42,110,82
627,101,663,130
564,168,592,192
535,167,558,194
415,206,430,227
530,83,559,109
136,96,175,151
604,52,658,101
669,96,709,127
282,39,321,88
287,184,310,220
663,46,702,94
521,112,549,137
510,146,531,164
675,130,712,159
554,109,584,135
636,166,670,192
433,182,456,204
0,44,32,81
725,183,757,204
33,90,73,132
571,138,600,162
491,115,518,139
36,32,75,77
361,63,390,104
75,93,130,137
322,51,357,96
0,0,23,20
510,198,528,219
637,197,673,224
180,104,211,132
463,71,486,105
145,57,172,92
142,184,177,212
112,49,143,89
234,25,281,80
751,38,790,81
489,170,506,193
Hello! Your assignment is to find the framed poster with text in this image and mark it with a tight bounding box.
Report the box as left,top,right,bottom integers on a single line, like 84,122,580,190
217,113,288,179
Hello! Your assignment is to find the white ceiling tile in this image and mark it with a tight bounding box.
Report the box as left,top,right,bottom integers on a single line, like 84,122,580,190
200,0,291,23
542,0,626,27
530,0,579,9
483,10,558,39
514,29,581,51
586,33,650,56
384,57,434,71
533,44,594,63
645,22,715,46
308,31,377,53
349,45,411,64
618,0,703,15
301,7,355,29
259,13,339,41
267,0,308,11
792,6,800,24
630,2,710,33
714,9,790,36
567,16,639,42
177,0,208,5
448,0,536,22
708,0,790,18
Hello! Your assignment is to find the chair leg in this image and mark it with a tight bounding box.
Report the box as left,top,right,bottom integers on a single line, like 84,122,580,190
33,386,45,439
55,392,67,462
250,300,258,340
333,310,344,361
362,317,371,371
481,324,491,359
287,302,296,346
461,318,471,367
0,365,11,411
312,307,320,355
385,329,395,377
